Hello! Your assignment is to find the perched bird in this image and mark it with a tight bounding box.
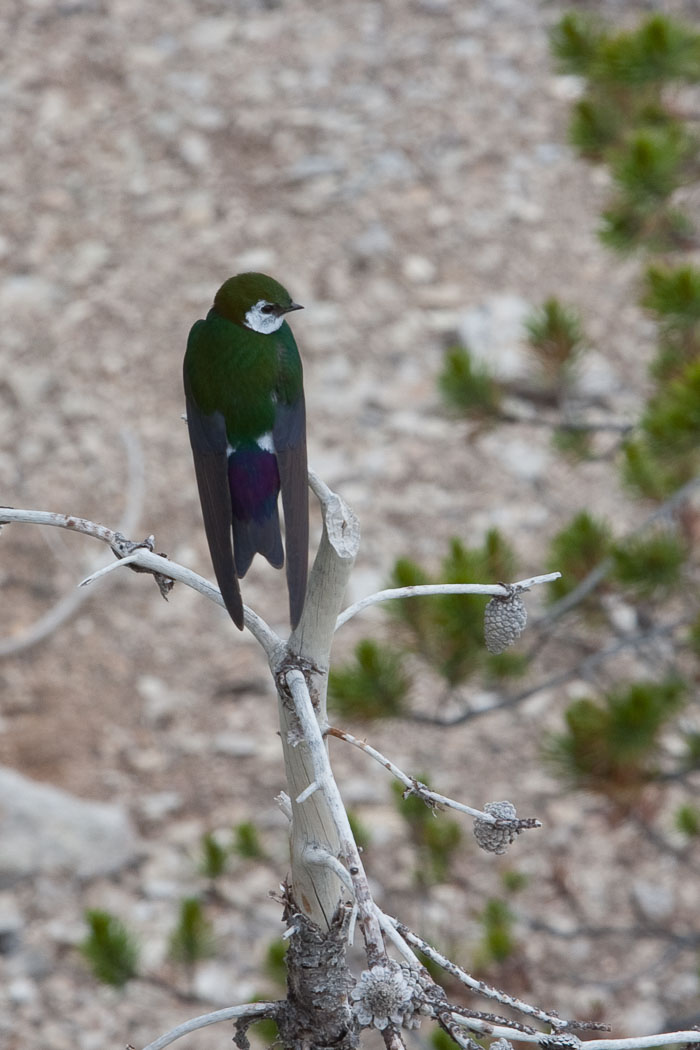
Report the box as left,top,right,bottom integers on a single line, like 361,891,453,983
183,272,309,630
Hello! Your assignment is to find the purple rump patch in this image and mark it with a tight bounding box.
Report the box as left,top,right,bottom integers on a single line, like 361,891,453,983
228,446,280,523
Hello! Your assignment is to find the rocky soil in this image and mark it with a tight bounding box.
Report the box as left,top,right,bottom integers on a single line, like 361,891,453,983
0,1,698,1049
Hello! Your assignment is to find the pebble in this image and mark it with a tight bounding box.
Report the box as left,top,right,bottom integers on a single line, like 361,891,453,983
0,894,23,954
402,254,437,284
632,880,675,923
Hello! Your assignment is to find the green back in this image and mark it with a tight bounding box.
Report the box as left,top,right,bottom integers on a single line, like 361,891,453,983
185,312,303,446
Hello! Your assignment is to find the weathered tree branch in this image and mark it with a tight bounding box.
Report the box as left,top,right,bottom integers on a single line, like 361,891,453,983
138,1001,276,1050
328,726,541,834
335,573,560,630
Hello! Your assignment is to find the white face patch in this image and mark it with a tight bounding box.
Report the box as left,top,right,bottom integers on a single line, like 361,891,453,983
244,299,286,335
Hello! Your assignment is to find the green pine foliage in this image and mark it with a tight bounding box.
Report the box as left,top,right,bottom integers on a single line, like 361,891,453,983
601,14,700,85
389,531,519,687
552,426,593,461
80,909,139,988
199,831,229,879
347,809,371,850
551,12,700,250
438,344,501,419
683,730,700,772
232,820,265,860
474,898,517,969
566,94,626,159
623,358,700,498
329,531,523,724
328,638,410,720
643,263,700,380
546,511,612,602
611,530,686,596
251,1018,279,1044
675,803,700,837
168,897,216,968
264,939,288,988
543,678,686,801
689,613,700,658
431,1027,464,1050
501,868,529,894
550,12,605,78
393,779,462,885
525,297,586,394
621,439,670,501
600,127,695,253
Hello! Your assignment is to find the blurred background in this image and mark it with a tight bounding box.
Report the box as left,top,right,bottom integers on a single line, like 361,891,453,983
1,1,698,1048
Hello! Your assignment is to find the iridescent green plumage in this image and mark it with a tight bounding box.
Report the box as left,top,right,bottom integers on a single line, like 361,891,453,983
183,273,309,629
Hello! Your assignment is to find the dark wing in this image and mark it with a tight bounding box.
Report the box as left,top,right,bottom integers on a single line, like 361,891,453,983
184,360,244,630
274,326,309,629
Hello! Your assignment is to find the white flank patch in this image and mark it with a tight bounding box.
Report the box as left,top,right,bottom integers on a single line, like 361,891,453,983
257,431,276,453
244,299,286,334
227,432,276,455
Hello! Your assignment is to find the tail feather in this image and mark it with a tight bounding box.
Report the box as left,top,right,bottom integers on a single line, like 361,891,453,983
233,510,284,577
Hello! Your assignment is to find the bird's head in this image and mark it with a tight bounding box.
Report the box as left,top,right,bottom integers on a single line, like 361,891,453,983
213,272,303,334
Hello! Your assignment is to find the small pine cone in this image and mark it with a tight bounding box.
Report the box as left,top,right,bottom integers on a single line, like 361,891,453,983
473,800,517,855
542,1036,583,1050
484,590,527,653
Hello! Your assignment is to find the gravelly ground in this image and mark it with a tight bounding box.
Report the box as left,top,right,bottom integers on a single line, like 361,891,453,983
1,1,699,1048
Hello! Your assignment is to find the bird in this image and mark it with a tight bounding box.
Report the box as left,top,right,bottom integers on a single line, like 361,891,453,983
183,272,309,630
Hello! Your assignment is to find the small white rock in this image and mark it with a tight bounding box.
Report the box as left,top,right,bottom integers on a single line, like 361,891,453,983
402,254,436,284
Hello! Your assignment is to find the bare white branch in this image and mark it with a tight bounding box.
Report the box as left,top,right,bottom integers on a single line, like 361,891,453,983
578,1036,700,1050
295,779,322,804
79,554,140,584
450,1015,700,1050
335,573,561,630
139,1001,276,1050
374,907,423,967
276,792,293,822
389,917,569,1030
304,844,356,894
329,728,540,828
0,506,283,660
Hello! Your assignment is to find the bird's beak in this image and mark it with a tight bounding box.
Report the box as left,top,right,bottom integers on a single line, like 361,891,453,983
283,302,304,314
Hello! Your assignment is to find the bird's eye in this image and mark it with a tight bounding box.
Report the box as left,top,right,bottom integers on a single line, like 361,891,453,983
260,304,276,315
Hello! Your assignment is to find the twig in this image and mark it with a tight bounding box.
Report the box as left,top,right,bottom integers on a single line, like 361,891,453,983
543,473,700,624
449,1016,700,1050
328,727,541,832
138,1001,276,1050
389,918,572,1031
382,1026,407,1050
496,409,635,434
373,906,425,968
0,506,283,660
408,618,688,728
335,573,561,630
304,845,356,895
